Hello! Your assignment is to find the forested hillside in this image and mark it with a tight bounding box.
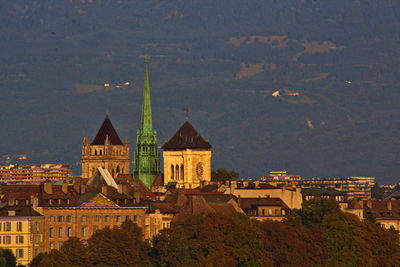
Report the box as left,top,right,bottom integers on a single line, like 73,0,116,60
1,0,399,181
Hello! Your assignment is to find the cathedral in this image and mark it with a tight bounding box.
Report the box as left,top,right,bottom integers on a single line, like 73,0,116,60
81,61,212,189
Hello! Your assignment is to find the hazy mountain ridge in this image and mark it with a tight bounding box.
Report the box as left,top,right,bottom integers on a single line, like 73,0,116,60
1,1,399,182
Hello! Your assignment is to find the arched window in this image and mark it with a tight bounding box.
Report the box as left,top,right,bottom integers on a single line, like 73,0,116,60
171,165,174,179
99,150,103,155
175,165,179,180
94,149,97,156
180,164,184,181
116,166,120,173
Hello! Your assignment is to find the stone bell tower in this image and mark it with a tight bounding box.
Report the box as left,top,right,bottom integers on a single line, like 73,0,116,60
82,116,130,179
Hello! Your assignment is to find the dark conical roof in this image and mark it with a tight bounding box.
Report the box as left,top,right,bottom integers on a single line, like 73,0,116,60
91,116,124,145
162,121,212,150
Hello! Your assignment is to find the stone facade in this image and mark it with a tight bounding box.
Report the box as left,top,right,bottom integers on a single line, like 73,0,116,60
82,116,130,179
163,149,211,189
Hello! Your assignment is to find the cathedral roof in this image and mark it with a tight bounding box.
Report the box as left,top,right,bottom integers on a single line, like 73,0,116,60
162,121,212,150
91,116,124,145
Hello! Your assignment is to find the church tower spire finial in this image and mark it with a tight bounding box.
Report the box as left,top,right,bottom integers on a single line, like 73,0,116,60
134,59,161,188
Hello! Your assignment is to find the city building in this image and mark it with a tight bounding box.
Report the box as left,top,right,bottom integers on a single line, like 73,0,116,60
81,116,130,179
299,176,375,199
262,170,301,184
134,60,161,188
222,180,303,210
0,164,72,184
162,121,212,189
346,199,400,231
0,204,44,266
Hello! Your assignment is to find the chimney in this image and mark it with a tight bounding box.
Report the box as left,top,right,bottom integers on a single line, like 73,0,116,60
73,183,80,193
44,182,53,194
62,182,68,194
117,184,123,194
367,199,372,209
80,184,86,194
387,200,392,211
134,192,140,204
7,198,15,206
101,185,108,195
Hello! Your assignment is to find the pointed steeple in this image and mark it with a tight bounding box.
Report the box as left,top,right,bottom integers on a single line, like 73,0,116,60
134,60,161,188
91,116,123,145
141,59,153,133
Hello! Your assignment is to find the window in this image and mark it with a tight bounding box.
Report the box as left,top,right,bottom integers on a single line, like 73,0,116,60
58,216,63,222
171,165,174,179
49,227,54,238
16,222,22,232
81,216,87,222
3,236,11,244
181,165,184,180
34,235,41,244
16,236,24,244
58,199,61,204
81,226,88,237
34,248,40,257
133,215,138,223
67,227,73,237
16,249,24,259
4,222,11,232
175,165,179,180
125,215,130,222
50,216,55,222
94,216,100,223
116,216,121,223
58,227,64,238
50,242,55,250
104,216,110,223
33,222,40,231
66,216,72,222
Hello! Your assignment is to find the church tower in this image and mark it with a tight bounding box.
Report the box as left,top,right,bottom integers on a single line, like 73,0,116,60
81,116,130,178
134,60,160,188
162,121,212,188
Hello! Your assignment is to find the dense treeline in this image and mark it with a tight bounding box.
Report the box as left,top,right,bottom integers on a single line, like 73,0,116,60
31,198,400,267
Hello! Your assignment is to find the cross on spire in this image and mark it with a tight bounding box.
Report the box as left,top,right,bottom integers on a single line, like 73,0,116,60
183,107,192,121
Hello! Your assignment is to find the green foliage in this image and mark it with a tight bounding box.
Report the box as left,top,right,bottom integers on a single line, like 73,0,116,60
153,213,269,267
211,168,240,182
0,249,16,267
371,183,386,199
259,220,328,266
30,220,153,267
295,197,341,227
87,220,153,267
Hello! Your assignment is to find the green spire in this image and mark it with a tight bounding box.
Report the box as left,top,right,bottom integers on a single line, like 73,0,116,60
134,59,160,188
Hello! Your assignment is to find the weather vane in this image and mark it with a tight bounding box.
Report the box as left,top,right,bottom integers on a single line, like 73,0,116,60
183,107,192,121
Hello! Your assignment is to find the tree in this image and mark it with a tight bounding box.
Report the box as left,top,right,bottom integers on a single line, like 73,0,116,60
87,220,153,267
259,220,328,266
153,213,270,267
371,183,385,199
211,168,239,182
60,237,91,267
0,249,16,267
294,197,341,227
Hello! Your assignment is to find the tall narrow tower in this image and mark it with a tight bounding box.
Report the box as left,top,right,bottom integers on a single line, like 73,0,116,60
134,60,160,188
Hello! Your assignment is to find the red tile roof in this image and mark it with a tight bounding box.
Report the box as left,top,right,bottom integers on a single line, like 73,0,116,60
238,198,289,210
162,121,212,150
91,116,124,145
0,206,43,217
